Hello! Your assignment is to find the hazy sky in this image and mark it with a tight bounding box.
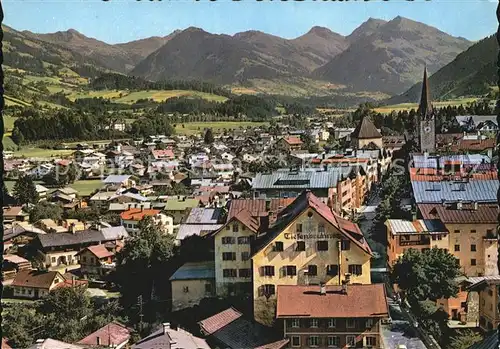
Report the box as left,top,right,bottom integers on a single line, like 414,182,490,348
3,0,497,44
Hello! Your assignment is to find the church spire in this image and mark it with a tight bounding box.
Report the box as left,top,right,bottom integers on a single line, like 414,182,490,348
417,65,436,154
417,65,433,119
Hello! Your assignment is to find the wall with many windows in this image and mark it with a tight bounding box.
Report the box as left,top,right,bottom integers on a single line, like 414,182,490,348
214,220,254,297
283,317,382,348
252,209,371,325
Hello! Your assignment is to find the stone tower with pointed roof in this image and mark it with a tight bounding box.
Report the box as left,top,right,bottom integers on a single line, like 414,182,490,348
417,66,436,153
350,116,383,149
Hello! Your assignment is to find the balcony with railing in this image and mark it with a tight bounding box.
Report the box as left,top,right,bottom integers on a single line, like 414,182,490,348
100,262,116,270
399,236,431,246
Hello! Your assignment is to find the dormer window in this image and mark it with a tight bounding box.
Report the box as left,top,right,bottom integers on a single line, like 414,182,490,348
273,241,284,252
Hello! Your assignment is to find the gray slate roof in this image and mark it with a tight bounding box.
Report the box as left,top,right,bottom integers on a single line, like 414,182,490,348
386,219,447,235
38,227,128,248
109,192,149,202
412,154,490,169
101,226,129,240
411,180,498,204
176,224,224,240
253,168,357,190
103,175,131,184
209,316,287,349
185,208,223,224
169,261,215,281
455,115,497,127
132,327,210,349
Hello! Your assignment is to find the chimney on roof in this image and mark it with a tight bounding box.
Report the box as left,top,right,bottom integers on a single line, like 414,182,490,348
96,337,101,346
320,282,326,295
69,223,76,234
341,280,348,295
457,200,463,210
473,201,478,210
163,323,170,335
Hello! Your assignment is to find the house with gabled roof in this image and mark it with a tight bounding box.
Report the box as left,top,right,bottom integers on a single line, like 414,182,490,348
11,270,87,299
27,338,84,349
198,307,289,349
211,208,260,297
120,208,173,235
103,175,135,188
275,136,303,152
350,117,383,149
34,226,128,270
169,261,216,312
132,323,210,349
251,190,372,325
276,284,389,348
76,244,119,277
3,206,29,224
77,321,131,348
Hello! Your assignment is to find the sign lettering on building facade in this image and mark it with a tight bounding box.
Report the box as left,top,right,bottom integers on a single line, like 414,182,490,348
284,233,337,240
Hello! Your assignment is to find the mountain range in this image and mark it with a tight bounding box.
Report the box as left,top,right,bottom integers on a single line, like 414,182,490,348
4,17,483,97
388,34,497,104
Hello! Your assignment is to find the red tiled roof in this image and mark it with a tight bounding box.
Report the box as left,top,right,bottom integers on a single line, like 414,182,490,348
409,168,497,181
253,191,371,256
53,278,88,290
305,192,371,254
57,160,71,166
12,270,59,289
230,209,260,233
444,138,496,152
199,186,231,193
199,307,242,335
228,198,295,219
3,206,26,217
418,204,498,224
120,208,160,221
152,149,175,159
77,322,131,347
84,245,115,259
276,284,388,318
282,136,303,145
411,173,497,181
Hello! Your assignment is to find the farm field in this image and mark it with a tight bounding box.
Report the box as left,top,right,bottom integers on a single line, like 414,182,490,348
5,95,31,107
4,116,16,132
113,90,228,103
3,136,17,151
12,147,74,158
67,89,228,104
174,121,268,135
4,180,44,193
374,98,480,113
69,180,104,196
4,179,102,197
